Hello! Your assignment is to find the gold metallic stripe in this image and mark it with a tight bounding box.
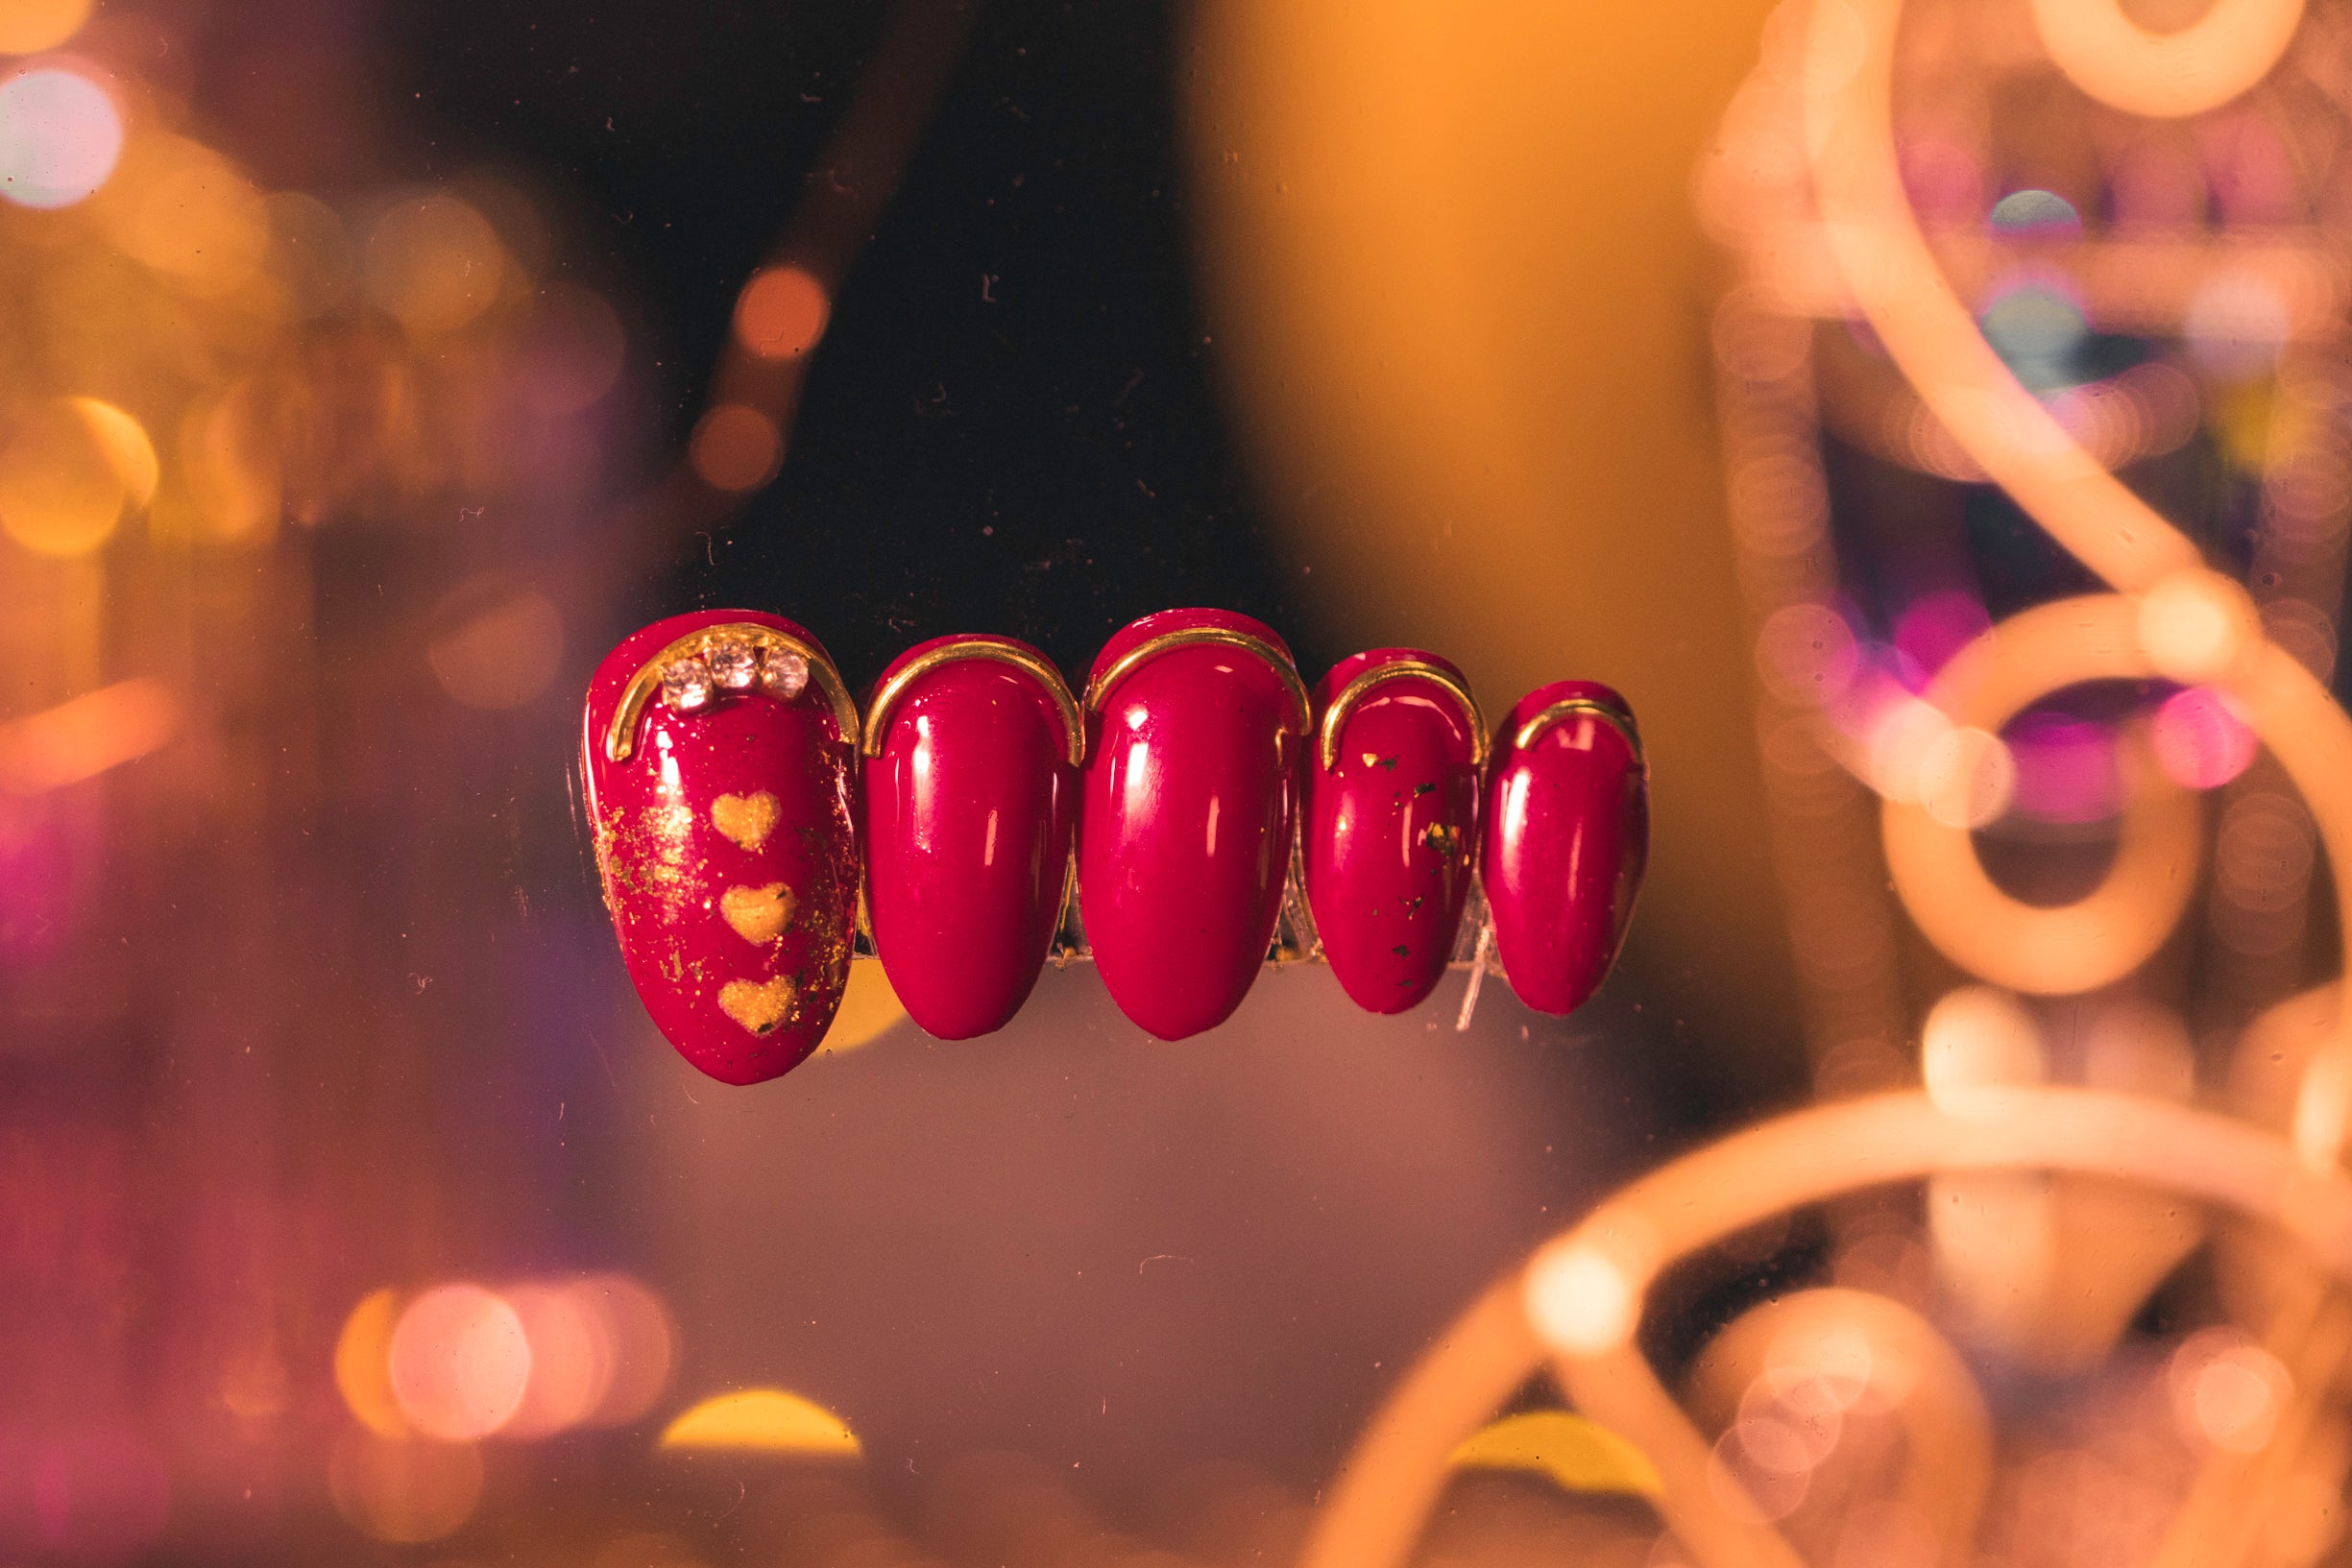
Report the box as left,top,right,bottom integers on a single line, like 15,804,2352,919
1317,659,1488,773
1082,626,1310,735
604,622,860,764
860,639,1084,765
1512,695,1642,760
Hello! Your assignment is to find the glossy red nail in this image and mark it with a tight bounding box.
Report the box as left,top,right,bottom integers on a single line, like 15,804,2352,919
1079,609,1309,1040
1479,680,1648,1016
581,610,861,1085
861,636,1082,1040
1304,649,1483,1014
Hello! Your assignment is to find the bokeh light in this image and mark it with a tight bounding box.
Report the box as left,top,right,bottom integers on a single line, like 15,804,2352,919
2169,1329,2291,1454
0,65,118,208
426,578,565,711
734,264,830,360
335,1289,412,1438
2151,686,2257,788
1921,986,2044,1104
327,1428,483,1543
576,1273,675,1428
1987,188,2081,239
501,1282,618,1439
1524,1229,1645,1357
690,402,782,492
95,135,269,297
0,396,148,556
0,0,89,55
364,194,507,336
386,1284,531,1442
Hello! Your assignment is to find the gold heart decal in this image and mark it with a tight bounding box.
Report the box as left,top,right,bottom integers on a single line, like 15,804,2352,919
720,882,794,945
717,976,795,1034
710,791,780,851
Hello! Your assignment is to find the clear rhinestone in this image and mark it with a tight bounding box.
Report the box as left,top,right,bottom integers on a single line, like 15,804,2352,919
759,646,810,699
660,656,715,712
708,639,759,689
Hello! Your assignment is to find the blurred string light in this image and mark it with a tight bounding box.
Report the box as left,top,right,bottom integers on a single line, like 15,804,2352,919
335,1275,674,1448
0,677,174,794
0,64,118,209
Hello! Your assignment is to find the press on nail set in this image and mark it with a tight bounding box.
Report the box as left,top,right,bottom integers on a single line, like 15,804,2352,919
580,608,1649,1086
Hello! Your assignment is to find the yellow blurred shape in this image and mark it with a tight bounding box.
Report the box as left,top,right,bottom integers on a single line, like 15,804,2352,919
0,678,177,795
0,0,89,56
365,194,507,336
735,265,829,360
95,136,269,297
164,386,279,544
820,960,908,1053
70,398,158,506
1186,0,1790,1047
334,1290,412,1437
327,1427,483,1543
0,396,151,556
1447,1411,1663,1499
690,402,780,493
658,1388,860,1456
2212,380,2273,471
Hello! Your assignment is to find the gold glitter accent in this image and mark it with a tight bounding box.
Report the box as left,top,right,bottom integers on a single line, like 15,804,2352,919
720,882,794,945
711,791,780,851
718,977,795,1034
1422,822,1464,856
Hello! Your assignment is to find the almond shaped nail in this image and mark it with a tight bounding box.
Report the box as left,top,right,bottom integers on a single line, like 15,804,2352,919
1305,648,1483,1014
1480,680,1648,1016
581,610,861,1084
861,635,1081,1040
1079,609,1308,1040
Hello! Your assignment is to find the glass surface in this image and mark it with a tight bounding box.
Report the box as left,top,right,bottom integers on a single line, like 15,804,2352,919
6,0,2352,1564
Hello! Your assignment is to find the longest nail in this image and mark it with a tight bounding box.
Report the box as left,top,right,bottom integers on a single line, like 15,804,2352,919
581,610,861,1085
1305,648,1483,1013
1079,609,1309,1040
1480,680,1648,1016
861,635,1081,1040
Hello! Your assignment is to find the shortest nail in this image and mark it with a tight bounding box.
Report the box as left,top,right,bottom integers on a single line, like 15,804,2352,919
1480,680,1648,1017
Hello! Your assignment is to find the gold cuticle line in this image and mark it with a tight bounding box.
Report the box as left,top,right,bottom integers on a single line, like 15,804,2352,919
1318,659,1488,773
605,622,860,764
1083,626,1311,736
860,639,1084,765
1512,696,1642,760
